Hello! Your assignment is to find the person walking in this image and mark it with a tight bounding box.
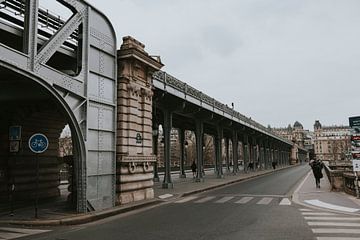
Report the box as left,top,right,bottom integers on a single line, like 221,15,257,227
191,161,197,178
309,159,324,188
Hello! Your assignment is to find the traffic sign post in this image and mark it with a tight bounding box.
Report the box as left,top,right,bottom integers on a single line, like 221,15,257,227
350,116,360,199
28,133,49,218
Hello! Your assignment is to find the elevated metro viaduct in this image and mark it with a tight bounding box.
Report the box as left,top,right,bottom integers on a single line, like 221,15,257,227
0,0,307,213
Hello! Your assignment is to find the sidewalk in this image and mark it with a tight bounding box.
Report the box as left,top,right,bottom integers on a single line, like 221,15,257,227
293,170,360,215
0,166,288,226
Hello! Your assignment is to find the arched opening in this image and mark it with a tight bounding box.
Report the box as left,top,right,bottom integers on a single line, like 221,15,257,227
0,65,84,215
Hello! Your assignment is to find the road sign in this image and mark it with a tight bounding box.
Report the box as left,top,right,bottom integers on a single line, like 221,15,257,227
9,126,21,140
28,133,49,154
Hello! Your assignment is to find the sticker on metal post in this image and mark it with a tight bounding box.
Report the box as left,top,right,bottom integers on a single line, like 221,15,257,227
28,133,49,154
353,159,360,171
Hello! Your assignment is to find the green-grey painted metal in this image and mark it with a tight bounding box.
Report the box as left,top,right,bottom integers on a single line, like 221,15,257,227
0,0,117,212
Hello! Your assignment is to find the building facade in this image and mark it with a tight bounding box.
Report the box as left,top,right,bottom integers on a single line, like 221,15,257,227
313,120,351,161
272,121,306,148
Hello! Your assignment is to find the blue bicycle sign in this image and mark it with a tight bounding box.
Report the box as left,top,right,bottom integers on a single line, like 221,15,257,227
28,133,49,154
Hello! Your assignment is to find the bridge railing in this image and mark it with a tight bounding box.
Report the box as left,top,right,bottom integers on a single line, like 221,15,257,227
0,0,78,48
153,71,293,145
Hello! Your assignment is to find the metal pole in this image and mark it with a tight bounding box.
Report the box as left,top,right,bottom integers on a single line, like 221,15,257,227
355,171,359,199
35,154,39,218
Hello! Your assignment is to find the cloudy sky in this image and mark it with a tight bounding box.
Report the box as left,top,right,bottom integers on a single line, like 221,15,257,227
46,0,360,130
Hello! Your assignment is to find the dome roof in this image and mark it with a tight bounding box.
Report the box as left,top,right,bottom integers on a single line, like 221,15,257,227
294,121,303,129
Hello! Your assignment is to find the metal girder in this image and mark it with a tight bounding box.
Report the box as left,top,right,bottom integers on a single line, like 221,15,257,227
0,0,117,212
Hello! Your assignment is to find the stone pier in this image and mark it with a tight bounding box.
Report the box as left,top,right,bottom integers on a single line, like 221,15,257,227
116,36,163,204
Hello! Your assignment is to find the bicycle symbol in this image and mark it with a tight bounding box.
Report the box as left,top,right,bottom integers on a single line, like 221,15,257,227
31,139,46,149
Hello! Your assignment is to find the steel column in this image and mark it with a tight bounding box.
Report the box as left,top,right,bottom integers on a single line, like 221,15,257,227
179,128,186,178
195,120,204,182
152,124,160,182
225,138,230,173
232,130,238,174
215,126,224,178
162,109,173,188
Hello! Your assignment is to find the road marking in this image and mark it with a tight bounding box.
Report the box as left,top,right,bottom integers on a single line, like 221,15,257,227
194,196,216,203
312,228,360,234
174,196,198,203
305,216,360,221
0,227,50,239
215,197,234,203
235,197,253,204
304,199,360,213
316,237,360,240
308,221,360,227
299,208,313,212
158,194,173,199
257,197,273,205
279,198,291,205
302,212,338,216
0,227,50,234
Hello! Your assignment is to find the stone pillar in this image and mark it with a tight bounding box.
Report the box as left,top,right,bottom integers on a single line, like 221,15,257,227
179,129,186,178
116,36,163,204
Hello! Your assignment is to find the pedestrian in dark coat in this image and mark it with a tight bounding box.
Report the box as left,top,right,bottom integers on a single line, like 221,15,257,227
191,161,197,178
309,159,324,188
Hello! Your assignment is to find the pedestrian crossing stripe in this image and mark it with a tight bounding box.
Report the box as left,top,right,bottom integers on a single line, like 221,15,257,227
305,216,360,221
312,228,360,234
215,197,234,203
0,227,50,240
173,196,291,205
235,197,253,204
194,196,216,203
174,196,199,203
300,209,360,240
307,221,360,227
256,197,273,205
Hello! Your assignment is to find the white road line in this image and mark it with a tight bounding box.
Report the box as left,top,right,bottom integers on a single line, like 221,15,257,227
312,228,360,234
174,196,198,203
215,197,234,203
0,227,50,234
279,198,291,205
308,221,360,227
257,197,273,205
305,216,360,221
0,231,26,239
235,197,254,204
194,196,216,203
317,237,360,240
299,209,313,212
302,212,338,216
305,199,360,213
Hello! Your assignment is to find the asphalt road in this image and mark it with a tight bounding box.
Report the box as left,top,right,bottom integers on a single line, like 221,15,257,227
23,165,314,240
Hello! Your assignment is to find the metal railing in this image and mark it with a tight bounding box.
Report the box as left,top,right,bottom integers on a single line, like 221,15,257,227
0,0,78,47
153,71,293,146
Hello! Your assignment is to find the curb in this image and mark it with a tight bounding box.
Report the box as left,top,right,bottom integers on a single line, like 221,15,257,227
0,199,162,226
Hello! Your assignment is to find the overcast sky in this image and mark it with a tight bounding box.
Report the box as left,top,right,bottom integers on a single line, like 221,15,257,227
46,0,360,130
